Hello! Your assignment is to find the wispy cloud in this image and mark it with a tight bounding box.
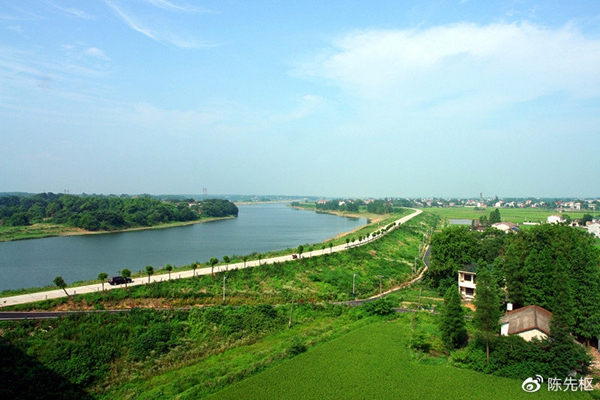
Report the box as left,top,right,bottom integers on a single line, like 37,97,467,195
46,2,93,19
270,95,326,123
104,0,157,40
142,0,212,14
6,25,24,33
104,0,216,49
84,47,110,61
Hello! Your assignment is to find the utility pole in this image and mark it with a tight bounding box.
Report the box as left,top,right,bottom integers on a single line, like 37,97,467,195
222,276,228,306
376,275,384,297
288,299,294,328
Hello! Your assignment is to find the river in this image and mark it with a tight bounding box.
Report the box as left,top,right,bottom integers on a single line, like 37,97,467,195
0,203,366,291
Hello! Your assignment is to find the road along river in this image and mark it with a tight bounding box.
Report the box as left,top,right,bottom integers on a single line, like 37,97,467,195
0,209,422,308
0,203,366,292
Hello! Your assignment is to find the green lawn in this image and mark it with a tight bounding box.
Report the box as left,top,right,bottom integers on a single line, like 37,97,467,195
424,207,589,224
209,315,592,400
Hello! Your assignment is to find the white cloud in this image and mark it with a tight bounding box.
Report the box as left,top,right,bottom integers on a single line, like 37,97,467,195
296,22,600,111
84,47,110,61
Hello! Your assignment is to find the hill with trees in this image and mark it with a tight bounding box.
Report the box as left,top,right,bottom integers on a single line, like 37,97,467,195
0,193,238,233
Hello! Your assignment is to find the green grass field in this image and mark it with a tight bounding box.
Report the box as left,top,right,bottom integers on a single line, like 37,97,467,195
209,315,592,400
424,207,589,224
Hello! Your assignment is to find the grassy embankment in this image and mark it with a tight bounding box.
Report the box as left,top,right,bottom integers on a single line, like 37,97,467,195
1,210,440,399
0,208,409,299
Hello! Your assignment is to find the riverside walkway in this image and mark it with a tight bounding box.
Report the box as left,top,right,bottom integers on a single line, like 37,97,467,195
0,209,423,308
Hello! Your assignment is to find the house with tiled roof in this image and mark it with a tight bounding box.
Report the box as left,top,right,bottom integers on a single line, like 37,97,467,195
500,305,552,342
491,222,519,233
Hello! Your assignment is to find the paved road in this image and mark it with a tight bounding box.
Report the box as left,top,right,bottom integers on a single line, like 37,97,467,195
0,209,423,309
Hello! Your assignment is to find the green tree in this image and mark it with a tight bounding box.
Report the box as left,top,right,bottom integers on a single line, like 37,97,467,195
98,272,108,291
297,245,304,258
209,258,218,275
489,208,501,224
580,213,594,226
547,262,590,376
145,265,154,283
242,255,248,268
223,256,231,271
7,212,30,226
427,226,482,294
53,276,69,297
439,286,468,350
192,261,199,277
473,266,501,363
121,268,131,288
329,242,333,253
165,264,173,280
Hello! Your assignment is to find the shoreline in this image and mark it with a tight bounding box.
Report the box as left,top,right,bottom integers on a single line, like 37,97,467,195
289,205,386,224
0,209,423,305
0,216,235,243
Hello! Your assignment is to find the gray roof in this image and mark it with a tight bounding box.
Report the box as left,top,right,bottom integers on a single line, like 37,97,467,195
500,305,552,336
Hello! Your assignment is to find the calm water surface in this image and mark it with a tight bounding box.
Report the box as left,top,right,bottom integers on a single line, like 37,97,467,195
0,204,366,291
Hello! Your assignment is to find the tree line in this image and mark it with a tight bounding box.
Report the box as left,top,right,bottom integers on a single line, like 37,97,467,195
312,199,407,214
0,193,238,231
430,223,598,378
428,223,600,341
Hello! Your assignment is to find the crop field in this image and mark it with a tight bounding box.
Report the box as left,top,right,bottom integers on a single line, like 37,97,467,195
423,207,590,224
210,314,591,400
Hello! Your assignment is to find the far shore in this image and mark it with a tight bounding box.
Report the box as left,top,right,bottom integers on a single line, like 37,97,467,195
289,204,387,224
0,216,235,243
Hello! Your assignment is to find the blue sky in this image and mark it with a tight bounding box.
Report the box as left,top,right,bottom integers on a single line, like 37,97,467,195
1,1,599,198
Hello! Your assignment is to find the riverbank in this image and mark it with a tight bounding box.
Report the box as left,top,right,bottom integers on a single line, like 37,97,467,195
0,216,235,243
290,204,388,224
0,209,422,307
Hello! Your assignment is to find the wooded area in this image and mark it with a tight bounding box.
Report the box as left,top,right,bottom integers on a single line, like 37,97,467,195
428,223,600,340
0,193,238,231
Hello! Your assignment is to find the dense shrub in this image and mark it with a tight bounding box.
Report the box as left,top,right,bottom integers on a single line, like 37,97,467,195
362,297,396,316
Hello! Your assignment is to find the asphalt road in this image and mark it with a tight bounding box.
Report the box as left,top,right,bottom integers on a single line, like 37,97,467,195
0,209,423,310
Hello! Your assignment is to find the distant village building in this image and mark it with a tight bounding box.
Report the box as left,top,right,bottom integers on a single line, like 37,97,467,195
458,267,477,300
547,215,565,224
500,305,552,342
588,222,600,238
491,222,519,233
